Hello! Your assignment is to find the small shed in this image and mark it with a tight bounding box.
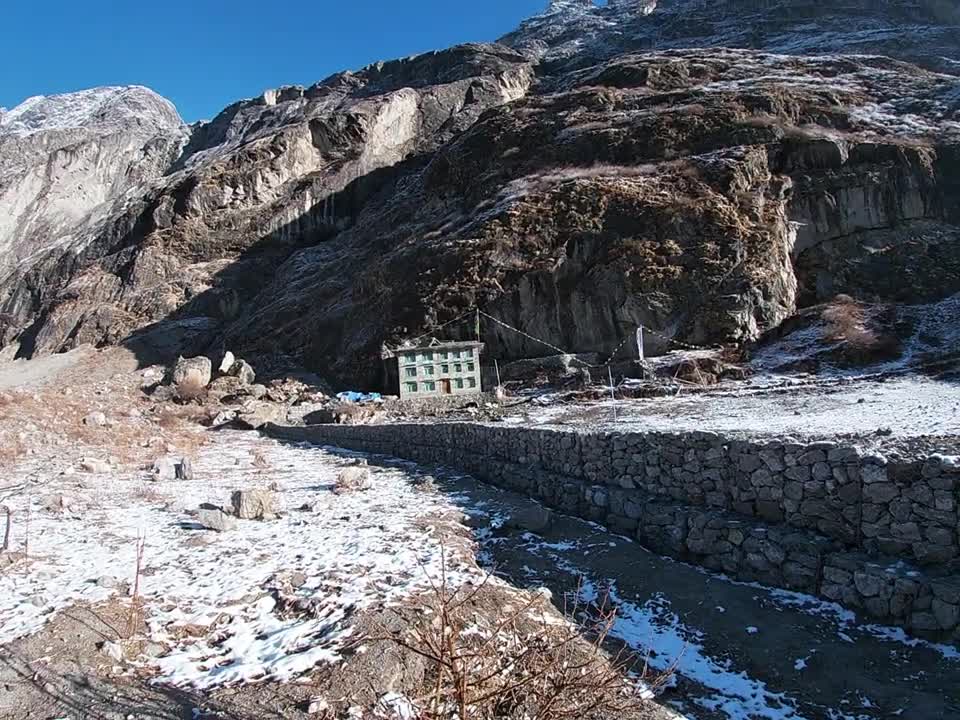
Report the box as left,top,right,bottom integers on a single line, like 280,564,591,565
389,340,484,400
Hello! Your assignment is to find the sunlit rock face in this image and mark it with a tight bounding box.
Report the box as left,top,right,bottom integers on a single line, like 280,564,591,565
0,2,957,387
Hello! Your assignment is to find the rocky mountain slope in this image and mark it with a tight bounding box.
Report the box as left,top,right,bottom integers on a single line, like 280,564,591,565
1,0,958,387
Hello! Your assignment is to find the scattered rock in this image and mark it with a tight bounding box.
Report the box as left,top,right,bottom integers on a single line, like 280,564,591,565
504,504,553,533
218,351,236,374
43,494,77,513
197,508,237,532
151,456,194,481
79,457,111,474
231,359,257,386
100,640,124,662
235,401,284,430
172,355,213,388
334,464,372,494
82,411,107,427
232,489,279,520
141,641,167,658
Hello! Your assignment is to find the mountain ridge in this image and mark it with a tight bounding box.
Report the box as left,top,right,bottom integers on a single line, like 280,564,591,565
0,1,958,388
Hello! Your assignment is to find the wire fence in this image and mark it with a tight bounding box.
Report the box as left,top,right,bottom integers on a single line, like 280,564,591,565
388,306,720,370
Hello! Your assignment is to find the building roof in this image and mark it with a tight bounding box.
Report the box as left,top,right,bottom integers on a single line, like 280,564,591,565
393,339,484,355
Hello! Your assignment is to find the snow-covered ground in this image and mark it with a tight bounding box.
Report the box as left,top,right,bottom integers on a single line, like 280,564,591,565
0,432,479,689
532,374,959,439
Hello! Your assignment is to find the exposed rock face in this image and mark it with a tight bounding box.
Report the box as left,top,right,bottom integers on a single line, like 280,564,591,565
0,3,958,388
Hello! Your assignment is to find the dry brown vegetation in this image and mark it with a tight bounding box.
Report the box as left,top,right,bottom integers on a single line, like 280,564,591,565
821,295,900,363
368,561,670,720
0,380,208,478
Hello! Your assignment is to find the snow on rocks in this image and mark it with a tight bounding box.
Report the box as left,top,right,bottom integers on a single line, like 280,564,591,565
0,432,481,689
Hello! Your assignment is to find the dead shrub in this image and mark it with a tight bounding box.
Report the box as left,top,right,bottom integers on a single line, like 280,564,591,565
822,295,875,347
821,295,901,363
372,556,672,720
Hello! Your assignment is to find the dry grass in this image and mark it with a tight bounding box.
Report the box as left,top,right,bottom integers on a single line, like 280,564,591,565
367,555,671,720
821,295,901,364
822,295,877,348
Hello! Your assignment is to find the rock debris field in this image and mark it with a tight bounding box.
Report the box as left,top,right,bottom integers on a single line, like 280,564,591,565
2,424,959,719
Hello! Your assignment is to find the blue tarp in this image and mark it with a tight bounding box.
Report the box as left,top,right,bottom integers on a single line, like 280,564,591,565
337,391,383,403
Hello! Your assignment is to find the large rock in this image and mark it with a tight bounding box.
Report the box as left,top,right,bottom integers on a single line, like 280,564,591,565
231,489,279,520
334,464,372,494
151,456,194,481
235,401,285,430
171,356,212,389
197,508,237,532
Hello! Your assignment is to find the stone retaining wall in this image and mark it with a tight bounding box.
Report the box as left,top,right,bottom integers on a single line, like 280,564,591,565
265,422,960,642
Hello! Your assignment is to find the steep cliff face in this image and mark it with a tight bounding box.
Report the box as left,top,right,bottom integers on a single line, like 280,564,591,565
0,2,958,387
0,45,534,358
218,50,959,384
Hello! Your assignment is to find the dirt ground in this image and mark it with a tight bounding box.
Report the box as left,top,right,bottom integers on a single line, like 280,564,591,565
2,346,958,720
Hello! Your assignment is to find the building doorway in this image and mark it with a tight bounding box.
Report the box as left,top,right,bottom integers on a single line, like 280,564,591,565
440,379,452,395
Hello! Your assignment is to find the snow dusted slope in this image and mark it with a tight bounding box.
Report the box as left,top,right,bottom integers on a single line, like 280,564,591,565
503,0,959,75
0,85,181,137
0,86,186,284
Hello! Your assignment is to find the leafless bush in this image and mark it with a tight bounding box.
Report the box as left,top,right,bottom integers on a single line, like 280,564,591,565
126,532,146,638
822,295,877,348
373,555,672,720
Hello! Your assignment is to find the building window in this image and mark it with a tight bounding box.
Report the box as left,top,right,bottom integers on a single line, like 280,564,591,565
467,362,475,372
405,366,417,378
467,377,477,388
454,364,463,373
425,365,435,376
424,381,436,392
441,364,450,374
462,349,473,359
421,351,434,362
455,378,464,389
440,351,449,360
405,382,418,393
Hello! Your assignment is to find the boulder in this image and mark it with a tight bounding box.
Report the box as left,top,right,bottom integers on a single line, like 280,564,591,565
334,463,372,494
232,489,278,520
235,401,284,430
43,494,77,513
151,456,194,481
504,504,553,533
231,359,256,386
82,411,107,427
197,508,237,532
79,457,111,474
218,351,236,374
172,356,212,388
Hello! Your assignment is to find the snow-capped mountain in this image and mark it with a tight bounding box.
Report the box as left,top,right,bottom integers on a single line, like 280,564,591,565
0,85,182,138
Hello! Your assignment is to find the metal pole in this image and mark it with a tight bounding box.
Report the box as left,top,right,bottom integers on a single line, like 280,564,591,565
608,366,617,423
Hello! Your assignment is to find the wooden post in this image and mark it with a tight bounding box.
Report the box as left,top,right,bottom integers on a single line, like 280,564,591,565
1,505,10,552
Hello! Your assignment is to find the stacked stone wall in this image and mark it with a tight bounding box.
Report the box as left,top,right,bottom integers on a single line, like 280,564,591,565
266,422,960,642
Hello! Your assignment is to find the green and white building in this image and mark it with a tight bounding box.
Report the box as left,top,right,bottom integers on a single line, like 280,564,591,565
391,340,484,399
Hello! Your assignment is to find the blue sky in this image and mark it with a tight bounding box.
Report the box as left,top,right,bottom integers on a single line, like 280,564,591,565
1,0,546,123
